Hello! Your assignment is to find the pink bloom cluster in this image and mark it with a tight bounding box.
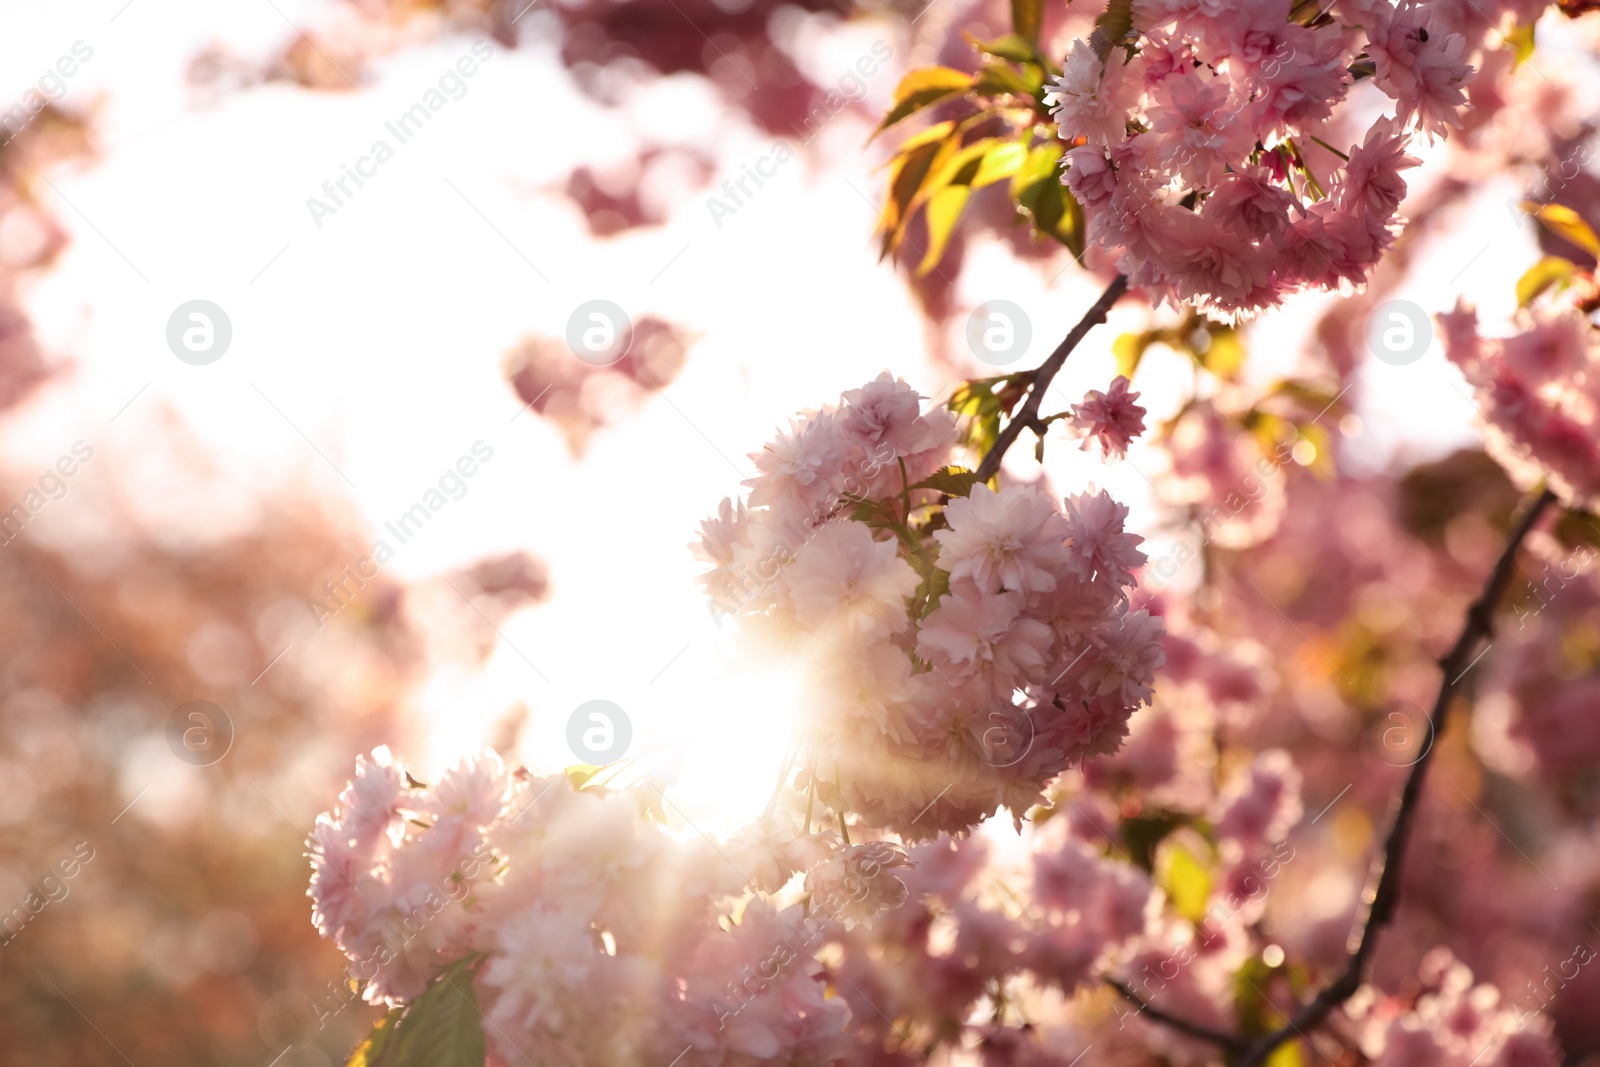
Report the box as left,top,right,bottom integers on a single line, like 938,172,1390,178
308,749,925,1066
693,373,1165,839
1346,950,1563,1067
1440,300,1600,508
1051,0,1466,316
1067,374,1147,460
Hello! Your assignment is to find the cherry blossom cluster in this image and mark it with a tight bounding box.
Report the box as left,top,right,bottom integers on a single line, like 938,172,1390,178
693,373,1165,839
1050,0,1473,316
1440,300,1600,509
308,748,920,1066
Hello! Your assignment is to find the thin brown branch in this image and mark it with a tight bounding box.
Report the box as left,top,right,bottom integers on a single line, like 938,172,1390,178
1105,979,1247,1053
973,273,1128,484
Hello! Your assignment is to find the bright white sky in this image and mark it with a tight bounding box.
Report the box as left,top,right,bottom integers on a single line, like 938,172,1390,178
0,0,1549,834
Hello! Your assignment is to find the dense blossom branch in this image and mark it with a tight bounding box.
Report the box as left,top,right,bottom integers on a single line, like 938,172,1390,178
973,273,1129,484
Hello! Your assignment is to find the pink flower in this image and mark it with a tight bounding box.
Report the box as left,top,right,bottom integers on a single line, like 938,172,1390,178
1061,490,1146,589
1069,375,1147,461
840,372,942,459
918,587,1055,687
1366,0,1474,139
1213,749,1303,843
1047,40,1139,147
781,520,919,636
933,483,1073,595
745,411,849,519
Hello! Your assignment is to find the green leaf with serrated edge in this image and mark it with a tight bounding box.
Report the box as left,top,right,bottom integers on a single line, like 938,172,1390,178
345,1008,402,1067
1523,201,1600,257
1516,255,1576,306
377,957,486,1067
1161,843,1211,924
875,67,974,136
1092,0,1135,59
918,184,971,275
911,466,983,497
1011,0,1043,42
915,566,951,617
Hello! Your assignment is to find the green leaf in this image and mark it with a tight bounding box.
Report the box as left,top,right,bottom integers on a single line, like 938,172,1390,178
351,957,485,1067
879,122,958,258
1091,0,1135,59
911,465,983,497
918,184,972,275
1011,0,1043,43
1196,326,1246,379
971,33,1037,63
1161,843,1211,924
1011,142,1084,257
345,1008,402,1067
973,61,1035,99
1516,255,1576,306
1523,201,1600,258
914,565,951,617
875,67,974,136
1113,332,1154,380
1554,508,1600,551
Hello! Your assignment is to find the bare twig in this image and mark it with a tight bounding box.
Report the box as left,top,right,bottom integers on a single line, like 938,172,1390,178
973,273,1129,484
1105,979,1247,1053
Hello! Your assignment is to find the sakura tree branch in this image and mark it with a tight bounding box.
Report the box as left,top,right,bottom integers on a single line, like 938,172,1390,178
1105,979,1247,1054
1095,486,1557,1065
1230,484,1557,1067
972,273,1129,484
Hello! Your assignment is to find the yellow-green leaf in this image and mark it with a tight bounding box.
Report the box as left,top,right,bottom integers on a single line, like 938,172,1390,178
973,61,1035,99
1198,327,1246,379
1011,0,1043,44
1516,255,1576,306
345,1008,402,1067
918,184,971,275
970,32,1037,63
879,121,957,257
1506,22,1535,66
1162,843,1211,924
1265,1039,1306,1067
970,141,1029,189
1523,201,1600,258
875,67,974,136
1113,332,1152,380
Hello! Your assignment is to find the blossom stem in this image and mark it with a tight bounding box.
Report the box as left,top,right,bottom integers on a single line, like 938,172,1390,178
973,273,1129,484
